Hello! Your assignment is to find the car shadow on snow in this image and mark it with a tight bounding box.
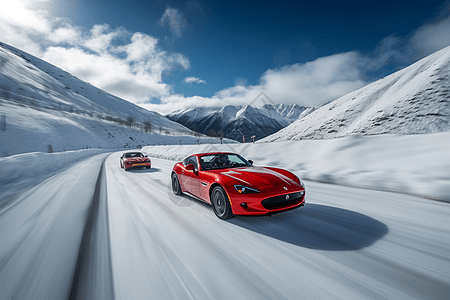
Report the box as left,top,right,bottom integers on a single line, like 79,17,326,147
126,167,162,173
166,185,197,208
228,204,389,251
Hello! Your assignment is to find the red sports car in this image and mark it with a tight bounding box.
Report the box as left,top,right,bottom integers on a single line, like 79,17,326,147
120,152,151,171
171,152,305,219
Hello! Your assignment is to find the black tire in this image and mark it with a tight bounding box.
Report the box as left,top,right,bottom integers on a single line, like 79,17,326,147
172,173,182,195
211,186,234,220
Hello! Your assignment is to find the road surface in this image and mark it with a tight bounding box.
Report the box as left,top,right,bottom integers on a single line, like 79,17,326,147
0,152,449,299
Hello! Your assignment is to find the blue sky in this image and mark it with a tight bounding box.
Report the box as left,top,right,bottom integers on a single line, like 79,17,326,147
1,0,450,113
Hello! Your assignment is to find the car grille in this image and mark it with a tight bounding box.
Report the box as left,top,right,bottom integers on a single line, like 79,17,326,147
261,191,305,210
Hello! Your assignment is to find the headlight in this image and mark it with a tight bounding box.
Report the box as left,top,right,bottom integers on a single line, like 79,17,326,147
299,179,305,188
234,185,260,194
296,176,305,188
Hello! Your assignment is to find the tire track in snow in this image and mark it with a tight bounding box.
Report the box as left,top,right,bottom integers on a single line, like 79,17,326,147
69,156,115,300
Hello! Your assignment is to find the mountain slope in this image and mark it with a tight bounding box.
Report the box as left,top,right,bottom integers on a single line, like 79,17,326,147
0,42,187,130
262,46,450,142
0,42,226,157
166,104,307,141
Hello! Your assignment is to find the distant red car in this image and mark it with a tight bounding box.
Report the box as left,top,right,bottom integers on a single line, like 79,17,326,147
171,152,305,219
120,152,151,171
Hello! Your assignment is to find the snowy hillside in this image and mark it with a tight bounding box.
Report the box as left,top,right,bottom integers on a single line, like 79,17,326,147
166,104,307,141
0,42,189,128
0,42,228,157
262,46,450,142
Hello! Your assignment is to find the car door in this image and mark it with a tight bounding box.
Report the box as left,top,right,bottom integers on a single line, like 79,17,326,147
183,156,200,197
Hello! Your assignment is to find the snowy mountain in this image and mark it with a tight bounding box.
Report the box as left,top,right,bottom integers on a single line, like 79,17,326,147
0,42,188,129
166,104,307,141
0,42,226,157
262,46,450,142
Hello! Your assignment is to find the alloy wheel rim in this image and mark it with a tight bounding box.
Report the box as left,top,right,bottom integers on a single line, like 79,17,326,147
214,190,225,216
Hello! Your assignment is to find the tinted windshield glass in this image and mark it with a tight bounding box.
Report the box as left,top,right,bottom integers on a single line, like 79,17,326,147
124,152,143,158
200,154,251,170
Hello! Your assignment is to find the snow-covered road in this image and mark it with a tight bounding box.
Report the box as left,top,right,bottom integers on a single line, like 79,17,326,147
1,153,449,300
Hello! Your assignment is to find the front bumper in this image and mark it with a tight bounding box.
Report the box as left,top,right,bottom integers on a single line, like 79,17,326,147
230,190,305,216
125,162,151,170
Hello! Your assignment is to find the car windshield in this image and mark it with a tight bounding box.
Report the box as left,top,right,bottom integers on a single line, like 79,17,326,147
124,152,144,158
200,153,252,170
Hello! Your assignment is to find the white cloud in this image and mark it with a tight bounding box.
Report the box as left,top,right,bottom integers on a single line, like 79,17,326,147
259,52,366,107
0,0,190,104
120,33,158,62
0,0,52,55
0,0,51,34
183,77,206,84
412,16,450,57
48,26,81,45
83,24,124,53
42,46,171,101
143,51,368,114
42,30,190,103
158,6,187,37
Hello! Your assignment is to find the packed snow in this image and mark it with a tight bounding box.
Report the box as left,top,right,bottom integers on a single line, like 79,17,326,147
0,149,109,203
0,154,448,300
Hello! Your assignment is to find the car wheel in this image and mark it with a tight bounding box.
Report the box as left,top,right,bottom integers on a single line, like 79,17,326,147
172,173,182,195
211,186,234,220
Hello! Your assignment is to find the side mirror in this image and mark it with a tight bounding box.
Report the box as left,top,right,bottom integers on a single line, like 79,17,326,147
248,160,253,165
145,155,148,157
185,164,195,171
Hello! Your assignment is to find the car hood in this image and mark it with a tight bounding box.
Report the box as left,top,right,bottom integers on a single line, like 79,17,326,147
218,166,299,189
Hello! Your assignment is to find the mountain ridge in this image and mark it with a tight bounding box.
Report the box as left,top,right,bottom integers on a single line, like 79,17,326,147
166,104,308,141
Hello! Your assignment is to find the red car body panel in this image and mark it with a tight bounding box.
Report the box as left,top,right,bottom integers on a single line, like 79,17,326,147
120,152,151,171
172,152,305,216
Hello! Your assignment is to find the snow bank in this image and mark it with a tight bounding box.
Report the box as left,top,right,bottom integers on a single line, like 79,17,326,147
142,133,450,202
0,149,110,200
